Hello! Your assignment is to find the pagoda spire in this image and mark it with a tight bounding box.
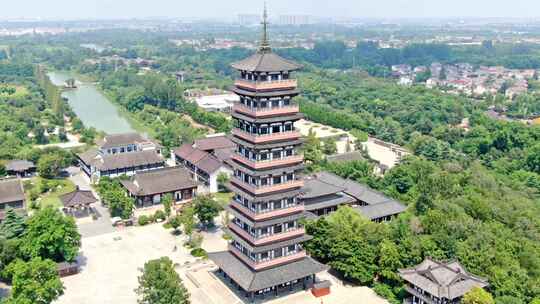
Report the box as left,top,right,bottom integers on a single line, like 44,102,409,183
258,2,271,53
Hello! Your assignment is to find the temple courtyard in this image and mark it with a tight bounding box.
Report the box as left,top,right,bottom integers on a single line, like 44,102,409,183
54,221,388,304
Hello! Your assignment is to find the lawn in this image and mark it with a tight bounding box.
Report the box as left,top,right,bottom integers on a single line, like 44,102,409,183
25,177,77,209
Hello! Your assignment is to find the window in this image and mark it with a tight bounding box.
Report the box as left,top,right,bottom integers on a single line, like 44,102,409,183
260,126,269,135
287,245,296,254
260,177,269,186
260,152,269,161
272,125,281,133
274,248,283,258
273,176,282,184
273,200,282,209
285,148,293,157
286,173,294,181
284,123,293,132
272,150,281,159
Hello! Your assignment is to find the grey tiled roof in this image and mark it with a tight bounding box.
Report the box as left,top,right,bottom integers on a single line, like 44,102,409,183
94,151,164,171
303,194,355,212
208,251,328,291
5,160,35,172
399,258,489,300
231,52,302,72
232,87,300,98
0,179,25,204
194,136,235,152
97,133,161,149
174,144,224,174
227,181,301,203
355,201,407,220
60,190,98,207
231,136,303,150
231,233,313,253
301,178,346,199
315,171,391,205
232,111,304,124
121,167,198,196
227,205,306,228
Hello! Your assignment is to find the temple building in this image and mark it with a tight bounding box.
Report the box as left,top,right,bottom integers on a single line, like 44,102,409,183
77,133,165,182
0,178,26,221
399,258,489,304
208,7,328,301
302,171,407,222
172,135,234,193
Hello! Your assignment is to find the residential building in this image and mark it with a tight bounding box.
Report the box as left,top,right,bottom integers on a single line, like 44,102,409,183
303,171,407,222
173,135,234,193
120,167,198,208
5,160,36,178
0,178,26,221
77,133,165,182
208,8,328,301
399,258,489,304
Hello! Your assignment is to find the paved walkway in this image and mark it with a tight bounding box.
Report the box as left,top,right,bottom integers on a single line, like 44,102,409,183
68,169,114,238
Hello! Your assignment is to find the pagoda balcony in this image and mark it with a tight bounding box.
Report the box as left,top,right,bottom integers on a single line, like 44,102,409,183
231,154,303,170
235,79,297,91
228,224,306,246
230,177,304,195
230,200,305,221
233,103,299,117
232,129,301,144
229,244,306,270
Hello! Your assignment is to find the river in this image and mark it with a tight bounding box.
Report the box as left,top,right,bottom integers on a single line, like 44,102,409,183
47,71,135,134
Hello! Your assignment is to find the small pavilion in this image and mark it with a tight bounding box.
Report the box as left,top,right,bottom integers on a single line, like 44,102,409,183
60,187,98,217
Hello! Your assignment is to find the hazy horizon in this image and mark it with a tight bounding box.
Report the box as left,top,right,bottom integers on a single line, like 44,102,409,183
0,0,539,21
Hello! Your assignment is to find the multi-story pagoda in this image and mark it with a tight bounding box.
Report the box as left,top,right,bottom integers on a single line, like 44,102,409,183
208,6,328,301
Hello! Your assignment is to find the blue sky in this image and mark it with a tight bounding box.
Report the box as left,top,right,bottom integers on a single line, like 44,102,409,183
1,0,538,20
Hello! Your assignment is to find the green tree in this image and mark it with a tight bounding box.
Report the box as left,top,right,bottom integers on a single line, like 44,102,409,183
302,128,323,167
216,172,229,192
162,193,173,218
526,144,540,174
0,209,26,239
322,138,338,155
179,207,196,242
377,239,403,283
135,257,190,304
4,258,64,304
37,154,64,179
168,215,182,235
192,195,221,228
21,207,81,262
0,163,6,177
462,287,494,304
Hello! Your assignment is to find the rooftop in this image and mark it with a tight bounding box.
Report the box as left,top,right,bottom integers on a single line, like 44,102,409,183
208,251,328,292
0,178,25,204
174,144,225,174
5,160,35,172
194,135,235,152
97,133,159,149
78,149,165,171
399,258,489,300
120,166,199,196
60,188,98,208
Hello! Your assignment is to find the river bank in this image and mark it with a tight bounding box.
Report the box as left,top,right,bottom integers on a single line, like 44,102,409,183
48,71,138,135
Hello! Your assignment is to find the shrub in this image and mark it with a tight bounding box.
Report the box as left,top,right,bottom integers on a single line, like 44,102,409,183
154,210,166,222
138,215,150,226
190,248,207,258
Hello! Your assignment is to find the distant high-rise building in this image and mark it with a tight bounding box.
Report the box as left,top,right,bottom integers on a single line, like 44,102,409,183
238,14,261,26
278,15,313,25
209,5,327,301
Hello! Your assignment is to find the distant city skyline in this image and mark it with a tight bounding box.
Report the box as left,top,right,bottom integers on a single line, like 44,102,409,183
0,0,539,21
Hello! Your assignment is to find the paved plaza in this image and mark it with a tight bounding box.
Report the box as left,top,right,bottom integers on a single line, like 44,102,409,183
55,224,195,304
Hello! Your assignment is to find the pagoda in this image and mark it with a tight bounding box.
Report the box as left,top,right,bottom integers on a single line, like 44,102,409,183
208,5,328,301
